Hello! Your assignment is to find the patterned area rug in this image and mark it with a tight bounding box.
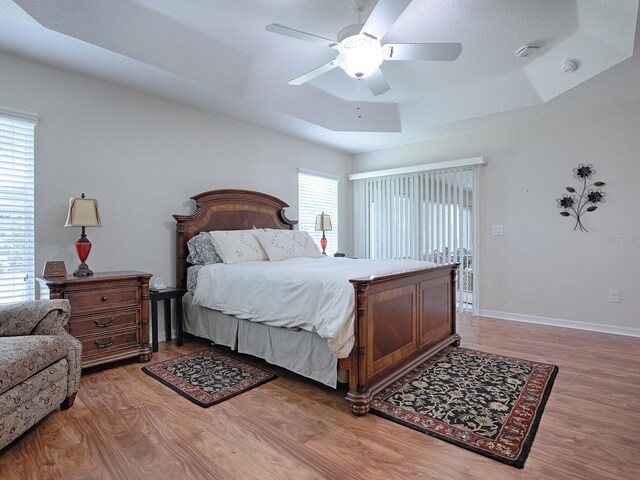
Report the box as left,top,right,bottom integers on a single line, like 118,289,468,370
142,349,276,407
370,346,558,468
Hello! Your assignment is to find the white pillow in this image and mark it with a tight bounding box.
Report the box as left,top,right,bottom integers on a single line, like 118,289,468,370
209,230,268,264
254,229,322,261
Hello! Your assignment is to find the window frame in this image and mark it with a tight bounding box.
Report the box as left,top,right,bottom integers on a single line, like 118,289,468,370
298,169,339,255
0,108,38,304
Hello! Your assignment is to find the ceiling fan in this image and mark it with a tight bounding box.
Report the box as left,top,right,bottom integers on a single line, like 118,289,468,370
266,0,461,96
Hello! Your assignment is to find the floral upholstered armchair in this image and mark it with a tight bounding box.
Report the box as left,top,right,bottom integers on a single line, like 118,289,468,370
0,299,82,450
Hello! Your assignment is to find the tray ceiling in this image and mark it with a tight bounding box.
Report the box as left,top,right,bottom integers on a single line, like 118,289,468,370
1,0,639,153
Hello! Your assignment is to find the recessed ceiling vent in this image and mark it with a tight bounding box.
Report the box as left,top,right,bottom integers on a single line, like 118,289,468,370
515,44,540,58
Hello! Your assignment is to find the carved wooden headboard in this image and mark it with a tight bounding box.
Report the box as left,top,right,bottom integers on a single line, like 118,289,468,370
172,189,297,291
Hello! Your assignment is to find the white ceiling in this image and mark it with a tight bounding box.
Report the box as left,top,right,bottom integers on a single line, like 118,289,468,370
1,0,639,154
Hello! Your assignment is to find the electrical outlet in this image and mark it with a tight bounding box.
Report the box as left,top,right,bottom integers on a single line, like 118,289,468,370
491,225,504,236
609,290,620,303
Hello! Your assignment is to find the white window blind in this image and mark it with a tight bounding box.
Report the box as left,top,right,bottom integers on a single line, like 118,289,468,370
298,170,339,255
353,165,478,311
0,111,36,304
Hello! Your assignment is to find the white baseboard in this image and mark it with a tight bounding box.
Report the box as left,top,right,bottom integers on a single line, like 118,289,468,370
479,309,640,338
155,327,179,345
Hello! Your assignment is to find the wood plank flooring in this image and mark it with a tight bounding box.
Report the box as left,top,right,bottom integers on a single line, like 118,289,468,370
1,314,638,479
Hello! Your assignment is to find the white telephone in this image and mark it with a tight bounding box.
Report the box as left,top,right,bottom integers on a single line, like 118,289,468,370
150,277,166,291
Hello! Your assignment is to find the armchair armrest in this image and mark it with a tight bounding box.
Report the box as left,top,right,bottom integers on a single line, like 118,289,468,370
0,299,82,400
0,299,71,336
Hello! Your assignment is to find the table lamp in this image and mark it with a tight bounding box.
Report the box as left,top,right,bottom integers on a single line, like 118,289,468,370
64,193,101,276
315,212,332,255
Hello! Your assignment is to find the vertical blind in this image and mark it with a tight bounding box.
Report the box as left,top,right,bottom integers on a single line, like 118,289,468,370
0,111,36,304
298,170,339,254
354,165,477,311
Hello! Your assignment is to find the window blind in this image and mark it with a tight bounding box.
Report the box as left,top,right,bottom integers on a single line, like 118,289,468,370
354,165,478,311
0,112,36,303
298,170,339,255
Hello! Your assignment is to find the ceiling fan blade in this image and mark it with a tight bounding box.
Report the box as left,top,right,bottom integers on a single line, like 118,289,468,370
385,43,462,61
361,0,412,40
266,24,338,48
364,67,390,96
288,61,339,85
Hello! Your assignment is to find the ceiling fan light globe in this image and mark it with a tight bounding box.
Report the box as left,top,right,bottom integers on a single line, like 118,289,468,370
336,34,383,78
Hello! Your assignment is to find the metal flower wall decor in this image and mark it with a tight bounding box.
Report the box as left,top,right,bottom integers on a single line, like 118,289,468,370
556,163,606,232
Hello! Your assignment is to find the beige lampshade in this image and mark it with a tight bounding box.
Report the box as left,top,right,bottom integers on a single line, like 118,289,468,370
64,196,102,227
315,212,332,231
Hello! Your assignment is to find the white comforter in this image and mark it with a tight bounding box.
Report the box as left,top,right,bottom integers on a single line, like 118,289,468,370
192,257,436,358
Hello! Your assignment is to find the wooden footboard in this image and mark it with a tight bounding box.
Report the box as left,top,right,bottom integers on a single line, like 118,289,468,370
342,263,460,415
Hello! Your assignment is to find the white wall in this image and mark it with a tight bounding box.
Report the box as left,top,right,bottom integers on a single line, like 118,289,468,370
353,100,640,335
3,49,638,337
0,51,352,303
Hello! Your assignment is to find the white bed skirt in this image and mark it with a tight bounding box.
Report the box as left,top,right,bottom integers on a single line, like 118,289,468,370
182,293,339,388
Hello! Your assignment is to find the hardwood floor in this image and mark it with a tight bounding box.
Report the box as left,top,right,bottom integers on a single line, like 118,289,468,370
1,315,638,479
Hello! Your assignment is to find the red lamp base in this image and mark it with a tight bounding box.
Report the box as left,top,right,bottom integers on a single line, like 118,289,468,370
320,234,328,255
74,235,94,276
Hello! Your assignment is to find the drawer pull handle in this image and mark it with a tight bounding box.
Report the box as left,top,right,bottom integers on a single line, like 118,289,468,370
95,338,114,348
101,296,109,302
94,318,114,328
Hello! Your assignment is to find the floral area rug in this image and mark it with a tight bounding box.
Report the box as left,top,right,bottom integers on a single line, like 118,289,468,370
142,349,276,407
370,346,558,468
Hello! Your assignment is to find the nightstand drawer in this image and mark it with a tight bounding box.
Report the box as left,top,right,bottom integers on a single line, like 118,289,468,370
65,285,140,313
81,330,140,357
69,309,139,336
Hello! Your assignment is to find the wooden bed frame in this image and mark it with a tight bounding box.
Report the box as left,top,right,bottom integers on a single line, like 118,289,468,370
174,189,460,415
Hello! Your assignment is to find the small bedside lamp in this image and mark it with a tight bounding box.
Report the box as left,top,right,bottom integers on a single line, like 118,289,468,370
64,193,101,276
315,212,332,255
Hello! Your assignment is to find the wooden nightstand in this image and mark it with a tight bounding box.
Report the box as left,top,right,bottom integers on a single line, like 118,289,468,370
37,271,153,368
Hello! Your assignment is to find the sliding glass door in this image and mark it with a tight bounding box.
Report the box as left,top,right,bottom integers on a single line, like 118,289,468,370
354,165,478,311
